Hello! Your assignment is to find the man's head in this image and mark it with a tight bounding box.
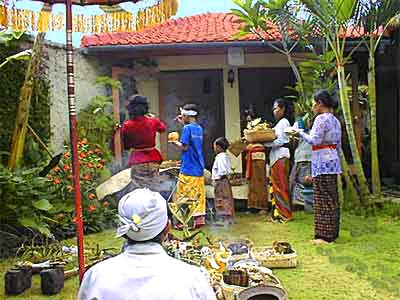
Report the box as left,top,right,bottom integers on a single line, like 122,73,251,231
179,103,199,124
116,189,170,243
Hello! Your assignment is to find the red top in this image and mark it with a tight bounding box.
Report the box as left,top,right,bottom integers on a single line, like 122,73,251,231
121,116,166,166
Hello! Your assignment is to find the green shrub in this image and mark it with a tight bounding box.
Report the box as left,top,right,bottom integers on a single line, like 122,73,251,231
47,139,116,234
0,164,57,237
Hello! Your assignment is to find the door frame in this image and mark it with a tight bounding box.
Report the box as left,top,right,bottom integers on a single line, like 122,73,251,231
111,66,159,163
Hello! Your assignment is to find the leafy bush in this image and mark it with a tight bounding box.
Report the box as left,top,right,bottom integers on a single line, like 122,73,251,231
47,139,116,234
0,164,57,237
77,76,121,161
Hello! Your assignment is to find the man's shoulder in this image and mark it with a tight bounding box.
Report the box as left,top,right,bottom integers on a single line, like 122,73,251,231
85,253,124,275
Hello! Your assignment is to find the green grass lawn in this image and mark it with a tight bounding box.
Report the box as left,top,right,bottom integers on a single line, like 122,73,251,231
1,211,399,300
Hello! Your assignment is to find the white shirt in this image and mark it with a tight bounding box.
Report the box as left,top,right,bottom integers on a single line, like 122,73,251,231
78,242,216,300
264,118,291,166
211,152,232,180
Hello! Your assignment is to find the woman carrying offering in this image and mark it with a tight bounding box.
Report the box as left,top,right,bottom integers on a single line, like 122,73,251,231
297,90,342,244
121,95,166,190
264,99,294,222
212,137,234,225
170,104,206,228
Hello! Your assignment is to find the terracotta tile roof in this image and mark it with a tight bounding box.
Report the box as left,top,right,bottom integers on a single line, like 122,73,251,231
81,13,280,47
80,12,390,48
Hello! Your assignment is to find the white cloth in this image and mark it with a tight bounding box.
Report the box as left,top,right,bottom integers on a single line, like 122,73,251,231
78,242,216,300
180,108,198,116
116,189,168,242
264,118,291,166
292,122,312,163
211,152,232,180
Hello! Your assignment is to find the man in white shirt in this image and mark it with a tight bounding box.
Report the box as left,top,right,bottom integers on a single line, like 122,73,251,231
78,188,216,300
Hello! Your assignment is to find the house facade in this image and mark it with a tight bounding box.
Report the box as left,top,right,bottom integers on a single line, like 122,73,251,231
77,13,400,181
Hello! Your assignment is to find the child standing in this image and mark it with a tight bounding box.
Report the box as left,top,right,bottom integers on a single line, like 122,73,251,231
212,137,235,224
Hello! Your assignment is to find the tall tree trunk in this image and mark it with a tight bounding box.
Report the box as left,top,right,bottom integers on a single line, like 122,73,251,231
337,65,370,200
368,51,381,195
8,5,50,170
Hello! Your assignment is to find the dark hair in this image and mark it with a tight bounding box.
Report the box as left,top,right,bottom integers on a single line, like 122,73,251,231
314,90,339,109
214,137,230,151
125,231,164,245
127,95,149,118
274,98,295,124
182,103,199,115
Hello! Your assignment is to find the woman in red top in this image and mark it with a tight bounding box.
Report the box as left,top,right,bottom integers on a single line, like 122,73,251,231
121,95,166,189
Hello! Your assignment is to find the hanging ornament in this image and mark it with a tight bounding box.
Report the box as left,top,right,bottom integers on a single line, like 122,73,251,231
0,0,178,33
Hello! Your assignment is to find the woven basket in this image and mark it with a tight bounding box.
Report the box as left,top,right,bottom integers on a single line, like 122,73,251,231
228,140,247,157
220,274,286,300
244,129,276,143
251,247,298,269
223,270,249,287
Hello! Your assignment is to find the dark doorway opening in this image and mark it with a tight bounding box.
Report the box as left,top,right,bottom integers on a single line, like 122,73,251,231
159,70,225,170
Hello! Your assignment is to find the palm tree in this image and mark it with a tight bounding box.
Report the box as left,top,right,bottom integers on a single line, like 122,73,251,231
357,0,400,195
300,0,370,201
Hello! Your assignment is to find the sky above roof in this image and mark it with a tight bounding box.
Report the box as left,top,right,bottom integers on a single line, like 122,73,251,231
13,0,234,46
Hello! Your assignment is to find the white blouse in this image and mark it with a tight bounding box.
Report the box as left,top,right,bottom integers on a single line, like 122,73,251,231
212,152,232,180
264,118,291,166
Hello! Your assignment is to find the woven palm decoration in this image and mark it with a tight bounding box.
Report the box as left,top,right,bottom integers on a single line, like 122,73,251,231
0,0,178,32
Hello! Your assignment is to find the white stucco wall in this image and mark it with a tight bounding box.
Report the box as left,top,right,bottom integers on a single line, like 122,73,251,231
44,44,105,154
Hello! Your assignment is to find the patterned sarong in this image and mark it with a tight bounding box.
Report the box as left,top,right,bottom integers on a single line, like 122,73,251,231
214,177,235,220
270,158,293,221
130,162,161,190
289,161,312,203
175,173,206,220
313,174,340,242
246,146,268,210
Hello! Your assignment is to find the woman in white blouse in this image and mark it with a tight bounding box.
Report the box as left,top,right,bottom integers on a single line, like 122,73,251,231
264,99,294,222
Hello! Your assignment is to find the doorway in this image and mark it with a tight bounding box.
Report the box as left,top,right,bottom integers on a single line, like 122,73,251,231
159,70,225,170
238,68,295,128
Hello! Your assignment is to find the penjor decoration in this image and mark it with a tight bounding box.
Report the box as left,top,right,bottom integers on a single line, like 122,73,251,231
0,0,178,32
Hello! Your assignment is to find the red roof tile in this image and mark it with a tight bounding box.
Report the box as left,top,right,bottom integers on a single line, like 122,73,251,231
80,12,391,48
81,13,281,47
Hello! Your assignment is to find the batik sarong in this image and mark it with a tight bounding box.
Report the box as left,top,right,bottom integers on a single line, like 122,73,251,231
246,146,268,210
175,173,206,226
270,158,293,221
289,161,312,204
313,174,340,242
130,162,161,190
214,177,235,221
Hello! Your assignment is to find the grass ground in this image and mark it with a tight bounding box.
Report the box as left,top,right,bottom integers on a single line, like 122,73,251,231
1,211,399,300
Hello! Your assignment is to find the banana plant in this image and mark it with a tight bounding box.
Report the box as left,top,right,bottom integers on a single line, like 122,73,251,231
301,0,370,201
8,4,52,170
0,30,31,69
357,0,400,195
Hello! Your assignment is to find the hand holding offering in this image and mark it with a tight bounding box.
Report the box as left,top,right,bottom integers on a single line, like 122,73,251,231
168,131,180,142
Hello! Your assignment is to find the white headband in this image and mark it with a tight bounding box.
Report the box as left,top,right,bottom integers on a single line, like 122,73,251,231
180,108,198,116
